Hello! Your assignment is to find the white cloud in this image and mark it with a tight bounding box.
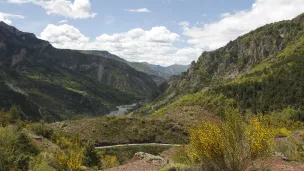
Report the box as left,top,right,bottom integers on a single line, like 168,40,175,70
7,0,96,19
38,0,304,66
40,24,89,49
0,12,24,24
59,20,67,23
181,0,304,51
126,8,151,13
40,24,194,66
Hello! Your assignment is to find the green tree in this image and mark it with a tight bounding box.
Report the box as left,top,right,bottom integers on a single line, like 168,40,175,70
83,141,101,168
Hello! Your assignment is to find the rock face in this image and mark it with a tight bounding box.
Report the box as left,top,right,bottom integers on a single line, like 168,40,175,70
180,15,304,92
139,13,304,115
0,21,159,121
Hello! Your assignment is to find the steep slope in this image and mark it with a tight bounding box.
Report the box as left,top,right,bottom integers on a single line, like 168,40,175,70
82,50,190,85
137,13,304,117
0,22,158,121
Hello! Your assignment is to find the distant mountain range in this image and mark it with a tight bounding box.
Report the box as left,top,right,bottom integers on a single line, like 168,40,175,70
82,50,190,85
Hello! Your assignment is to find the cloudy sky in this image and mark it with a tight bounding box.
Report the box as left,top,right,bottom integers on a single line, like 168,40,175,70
1,0,304,66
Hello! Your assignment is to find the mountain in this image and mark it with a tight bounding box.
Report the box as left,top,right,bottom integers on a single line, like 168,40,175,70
143,63,190,76
82,50,190,85
137,13,304,119
0,22,159,121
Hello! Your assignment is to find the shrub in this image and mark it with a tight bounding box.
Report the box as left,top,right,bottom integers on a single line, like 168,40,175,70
256,108,304,130
29,153,55,171
0,126,39,171
30,121,54,139
83,141,101,168
246,118,275,157
55,136,73,149
186,109,274,171
55,138,84,171
102,155,120,169
0,105,21,127
276,136,304,162
275,128,292,137
171,147,192,165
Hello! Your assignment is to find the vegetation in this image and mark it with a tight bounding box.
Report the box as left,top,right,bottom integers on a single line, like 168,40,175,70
83,141,101,168
186,109,273,171
97,145,170,165
276,135,304,162
0,106,117,170
0,126,39,171
169,109,303,171
149,34,304,124
0,21,160,121
151,89,236,118
211,36,304,116
159,164,192,171
1,65,136,121
2,9,304,171
0,105,21,126
55,116,188,145
138,13,304,117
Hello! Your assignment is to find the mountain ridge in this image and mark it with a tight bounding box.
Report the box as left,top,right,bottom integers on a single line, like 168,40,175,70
136,13,304,117
0,22,159,121
82,50,190,85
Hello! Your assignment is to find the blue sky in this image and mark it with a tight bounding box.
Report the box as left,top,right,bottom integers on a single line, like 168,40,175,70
1,0,304,66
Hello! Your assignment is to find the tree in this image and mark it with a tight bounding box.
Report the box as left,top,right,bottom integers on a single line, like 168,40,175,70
83,141,101,168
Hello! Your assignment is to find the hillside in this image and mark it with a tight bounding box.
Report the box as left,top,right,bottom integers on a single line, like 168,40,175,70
82,50,189,85
136,13,304,117
0,21,158,121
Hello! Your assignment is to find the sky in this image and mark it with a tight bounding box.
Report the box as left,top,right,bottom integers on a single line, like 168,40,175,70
1,0,304,66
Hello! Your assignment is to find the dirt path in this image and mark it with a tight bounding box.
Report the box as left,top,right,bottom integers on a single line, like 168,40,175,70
95,143,181,149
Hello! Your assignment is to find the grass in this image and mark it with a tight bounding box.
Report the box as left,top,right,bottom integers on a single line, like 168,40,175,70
151,89,236,118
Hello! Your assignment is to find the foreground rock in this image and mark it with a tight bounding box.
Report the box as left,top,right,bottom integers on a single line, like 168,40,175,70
104,152,166,171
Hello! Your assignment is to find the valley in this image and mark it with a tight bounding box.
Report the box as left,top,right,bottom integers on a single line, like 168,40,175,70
1,2,304,171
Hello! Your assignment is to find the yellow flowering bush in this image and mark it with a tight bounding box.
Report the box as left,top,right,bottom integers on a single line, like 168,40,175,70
56,147,84,171
55,138,84,171
186,109,275,171
246,118,274,157
188,121,224,163
102,155,119,169
275,127,292,137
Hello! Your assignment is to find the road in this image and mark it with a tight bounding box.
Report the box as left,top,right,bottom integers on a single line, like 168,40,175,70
95,143,182,149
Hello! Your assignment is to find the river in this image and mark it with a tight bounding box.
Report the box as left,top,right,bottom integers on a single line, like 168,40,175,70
108,103,138,116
